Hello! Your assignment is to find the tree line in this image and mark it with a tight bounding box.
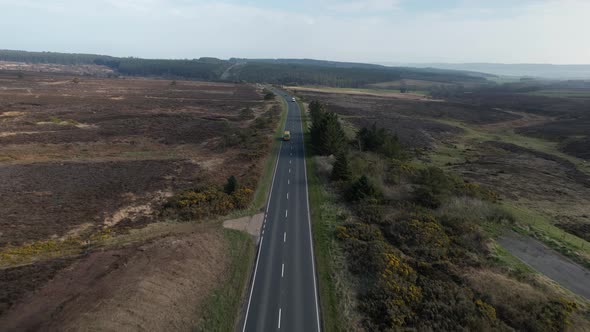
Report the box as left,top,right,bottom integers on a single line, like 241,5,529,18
0,49,487,88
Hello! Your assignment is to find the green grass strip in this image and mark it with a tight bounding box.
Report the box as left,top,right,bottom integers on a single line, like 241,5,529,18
249,95,289,212
299,99,343,332
196,229,255,332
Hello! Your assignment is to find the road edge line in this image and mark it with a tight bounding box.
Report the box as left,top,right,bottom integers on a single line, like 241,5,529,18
298,98,323,331
241,96,285,332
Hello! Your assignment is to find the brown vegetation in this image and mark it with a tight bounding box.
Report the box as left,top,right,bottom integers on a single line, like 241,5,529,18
304,96,590,331
0,70,279,328
0,225,229,331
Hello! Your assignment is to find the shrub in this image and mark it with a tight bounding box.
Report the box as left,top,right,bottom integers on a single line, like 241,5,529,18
456,181,499,202
360,251,422,329
353,202,385,225
385,160,418,185
475,299,497,321
412,166,454,208
239,107,255,119
336,222,386,274
163,187,231,220
415,166,453,193
493,297,578,331
162,184,254,220
386,218,450,260
232,187,254,209
413,186,443,208
357,124,386,152
346,175,382,202
224,175,238,195
357,123,403,159
263,92,275,100
413,280,498,331
331,152,352,181
438,197,514,226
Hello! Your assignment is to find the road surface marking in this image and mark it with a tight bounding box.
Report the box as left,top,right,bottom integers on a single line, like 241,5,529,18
289,168,291,173
278,308,282,329
241,138,283,332
287,192,289,200
288,179,290,185
285,209,288,218
284,232,286,242
282,263,284,277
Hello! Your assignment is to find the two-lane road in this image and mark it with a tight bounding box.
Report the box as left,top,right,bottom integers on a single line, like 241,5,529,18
242,91,320,332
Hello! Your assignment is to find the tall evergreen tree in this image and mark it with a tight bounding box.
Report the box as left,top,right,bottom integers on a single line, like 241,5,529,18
331,152,352,181
346,175,382,202
318,112,346,155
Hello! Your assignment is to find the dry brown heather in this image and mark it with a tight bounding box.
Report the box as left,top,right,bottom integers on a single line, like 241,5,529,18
0,71,268,245
0,70,275,327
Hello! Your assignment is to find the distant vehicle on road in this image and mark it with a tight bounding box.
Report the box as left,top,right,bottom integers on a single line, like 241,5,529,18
291,97,296,102
283,130,291,141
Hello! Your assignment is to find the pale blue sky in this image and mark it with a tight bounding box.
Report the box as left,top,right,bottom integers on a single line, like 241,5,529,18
1,0,588,64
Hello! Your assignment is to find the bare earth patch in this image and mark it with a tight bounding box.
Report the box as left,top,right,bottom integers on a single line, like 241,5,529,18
0,226,228,331
223,213,264,241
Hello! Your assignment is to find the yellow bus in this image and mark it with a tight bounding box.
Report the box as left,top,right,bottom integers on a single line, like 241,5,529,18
283,130,291,141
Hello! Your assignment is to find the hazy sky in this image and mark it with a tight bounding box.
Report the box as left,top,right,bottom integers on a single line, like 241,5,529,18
1,0,589,64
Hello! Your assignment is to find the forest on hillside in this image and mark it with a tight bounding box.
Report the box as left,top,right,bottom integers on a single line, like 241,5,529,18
0,49,486,87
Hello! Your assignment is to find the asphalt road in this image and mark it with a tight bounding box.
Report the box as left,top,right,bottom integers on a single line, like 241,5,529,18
498,233,590,299
242,91,321,332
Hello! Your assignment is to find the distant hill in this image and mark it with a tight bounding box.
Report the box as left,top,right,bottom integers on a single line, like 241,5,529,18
385,62,590,79
0,49,489,87
231,58,386,69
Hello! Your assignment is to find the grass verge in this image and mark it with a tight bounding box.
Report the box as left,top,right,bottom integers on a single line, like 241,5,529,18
248,95,288,212
198,93,288,330
301,100,345,332
489,241,536,276
197,228,255,331
502,203,590,268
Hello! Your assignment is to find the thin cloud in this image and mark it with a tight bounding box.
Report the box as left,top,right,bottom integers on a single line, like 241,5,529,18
323,0,402,12
0,0,588,63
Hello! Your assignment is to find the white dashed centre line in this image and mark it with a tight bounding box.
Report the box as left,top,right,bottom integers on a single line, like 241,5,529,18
284,232,286,242
285,209,288,218
278,308,282,329
288,179,290,185
282,263,284,277
287,192,289,200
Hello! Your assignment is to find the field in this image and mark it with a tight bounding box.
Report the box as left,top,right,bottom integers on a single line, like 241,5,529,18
291,87,590,261
526,89,590,98
0,70,278,328
300,89,590,331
